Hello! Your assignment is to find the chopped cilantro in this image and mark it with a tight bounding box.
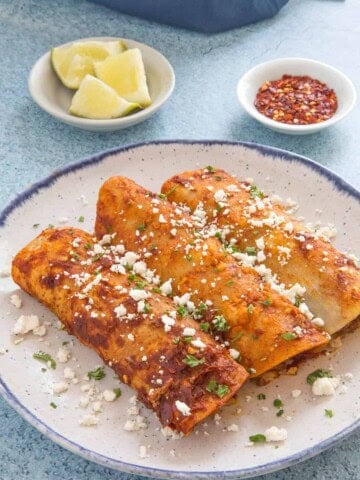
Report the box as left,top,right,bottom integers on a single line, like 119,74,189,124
172,337,180,345
212,315,230,332
84,242,92,250
257,393,266,400
261,296,272,307
106,225,113,233
216,203,223,211
87,366,106,381
249,434,266,443
245,246,257,256
185,254,193,262
78,216,85,223
71,252,80,261
137,223,146,232
135,281,147,289
113,387,122,399
247,304,254,314
230,332,244,343
306,369,333,385
128,273,136,282
273,398,283,409
50,402,57,409
33,351,56,369
159,185,178,199
281,332,297,341
226,280,234,287
200,322,210,333
62,341,69,346
182,355,205,368
91,253,104,263
206,165,216,173
250,185,264,199
206,379,229,398
251,334,259,340
215,231,223,241
152,287,162,294
294,297,301,307
216,384,230,398
177,305,188,317
325,409,333,418
32,223,40,228
183,336,193,343
48,224,54,228
206,379,218,392
143,303,151,314
215,175,222,181
276,409,284,417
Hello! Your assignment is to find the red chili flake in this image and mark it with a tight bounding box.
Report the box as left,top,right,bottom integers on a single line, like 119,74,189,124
254,75,338,125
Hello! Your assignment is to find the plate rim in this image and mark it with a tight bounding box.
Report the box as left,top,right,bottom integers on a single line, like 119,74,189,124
1,139,359,479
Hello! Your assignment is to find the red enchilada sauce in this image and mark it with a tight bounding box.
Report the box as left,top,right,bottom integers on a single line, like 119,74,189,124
254,75,338,125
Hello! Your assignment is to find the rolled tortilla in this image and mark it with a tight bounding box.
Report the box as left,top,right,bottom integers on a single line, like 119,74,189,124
12,227,247,434
161,167,360,335
95,176,329,378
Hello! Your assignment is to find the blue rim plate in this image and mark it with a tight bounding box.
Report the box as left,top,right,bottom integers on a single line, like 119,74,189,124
0,140,359,479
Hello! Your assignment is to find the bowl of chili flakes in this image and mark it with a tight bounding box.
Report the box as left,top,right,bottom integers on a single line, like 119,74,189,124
237,58,356,135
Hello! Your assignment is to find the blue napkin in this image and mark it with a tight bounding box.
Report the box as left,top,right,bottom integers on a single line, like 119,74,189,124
89,0,289,33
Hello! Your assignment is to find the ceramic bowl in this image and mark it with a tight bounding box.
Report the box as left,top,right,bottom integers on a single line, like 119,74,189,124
28,37,175,132
237,58,356,135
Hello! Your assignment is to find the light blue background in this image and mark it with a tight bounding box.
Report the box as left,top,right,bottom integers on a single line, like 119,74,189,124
0,0,359,478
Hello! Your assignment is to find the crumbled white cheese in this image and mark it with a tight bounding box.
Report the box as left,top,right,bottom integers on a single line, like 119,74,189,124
214,190,227,203
175,400,191,416
312,317,325,327
256,237,265,250
92,401,102,413
159,214,167,224
229,348,240,360
10,294,22,309
227,424,239,432
265,426,288,442
123,415,147,431
160,279,172,296
160,427,183,439
161,314,176,332
57,346,71,363
127,333,135,342
191,338,206,349
114,304,127,318
291,389,302,398
129,289,150,301
182,327,196,337
79,414,99,426
52,382,69,394
13,314,39,335
103,389,117,402
312,377,340,396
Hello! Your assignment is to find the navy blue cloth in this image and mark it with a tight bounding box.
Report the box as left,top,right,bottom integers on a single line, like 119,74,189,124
89,0,289,33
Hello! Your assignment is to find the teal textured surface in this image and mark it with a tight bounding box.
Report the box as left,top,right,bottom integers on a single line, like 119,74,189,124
0,0,359,479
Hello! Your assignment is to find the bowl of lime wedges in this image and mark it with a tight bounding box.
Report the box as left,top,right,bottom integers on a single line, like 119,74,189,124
28,37,175,131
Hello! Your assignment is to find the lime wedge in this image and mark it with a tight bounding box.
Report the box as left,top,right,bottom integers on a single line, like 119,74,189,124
69,75,139,119
51,40,127,89
94,48,151,107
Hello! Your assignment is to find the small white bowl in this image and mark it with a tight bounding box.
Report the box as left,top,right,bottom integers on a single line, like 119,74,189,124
237,58,356,135
28,37,175,132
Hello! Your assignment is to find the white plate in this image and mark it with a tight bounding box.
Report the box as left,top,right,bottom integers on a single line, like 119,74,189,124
237,58,356,135
28,37,175,131
0,141,359,479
